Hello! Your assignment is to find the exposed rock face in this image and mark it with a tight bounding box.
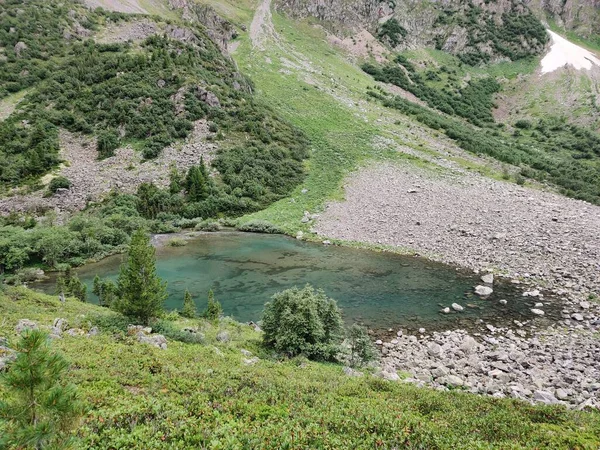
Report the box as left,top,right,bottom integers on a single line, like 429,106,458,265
275,0,548,61
274,0,391,36
168,0,237,51
528,0,600,38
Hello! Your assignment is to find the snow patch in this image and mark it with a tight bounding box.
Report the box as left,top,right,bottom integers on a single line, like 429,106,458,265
541,30,600,74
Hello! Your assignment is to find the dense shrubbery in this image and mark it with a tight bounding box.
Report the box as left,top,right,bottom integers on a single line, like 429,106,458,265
377,18,407,48
369,91,600,204
362,57,500,126
47,176,71,194
0,0,309,209
433,1,548,65
262,285,344,361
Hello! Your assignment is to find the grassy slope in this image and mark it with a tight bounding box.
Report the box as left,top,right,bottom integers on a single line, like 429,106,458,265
1,287,600,448
224,5,509,234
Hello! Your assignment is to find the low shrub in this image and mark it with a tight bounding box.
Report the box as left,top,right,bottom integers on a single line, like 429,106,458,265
237,220,282,234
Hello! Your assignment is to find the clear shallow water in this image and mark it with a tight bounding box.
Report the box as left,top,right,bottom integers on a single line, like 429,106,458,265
34,232,557,332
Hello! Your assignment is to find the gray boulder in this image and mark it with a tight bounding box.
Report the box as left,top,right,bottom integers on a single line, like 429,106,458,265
216,331,230,343
475,285,493,296
533,390,559,405
15,319,37,334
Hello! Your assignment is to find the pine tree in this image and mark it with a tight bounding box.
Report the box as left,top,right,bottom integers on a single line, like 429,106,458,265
185,160,210,202
202,289,222,321
92,275,117,308
0,330,84,449
181,289,197,318
56,267,87,302
115,229,167,325
168,165,183,194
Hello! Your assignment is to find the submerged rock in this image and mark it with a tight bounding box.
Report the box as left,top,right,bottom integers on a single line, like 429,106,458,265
474,285,493,296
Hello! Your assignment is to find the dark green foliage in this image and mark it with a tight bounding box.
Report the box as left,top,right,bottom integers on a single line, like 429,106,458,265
0,330,84,449
377,18,407,47
92,275,117,308
347,324,378,367
434,2,548,65
362,58,500,126
515,119,532,129
237,220,283,234
96,130,120,159
152,320,205,344
202,289,222,321
47,176,72,194
181,289,197,319
373,92,600,204
262,285,344,361
185,161,211,202
168,165,184,194
115,229,167,325
56,267,87,302
0,0,309,205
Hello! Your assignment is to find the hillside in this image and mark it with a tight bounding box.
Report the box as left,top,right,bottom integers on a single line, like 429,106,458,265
1,287,600,448
1,0,600,447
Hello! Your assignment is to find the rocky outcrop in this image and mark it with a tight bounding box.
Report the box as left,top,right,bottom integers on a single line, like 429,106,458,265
528,0,600,38
168,0,237,51
274,0,392,36
275,0,548,63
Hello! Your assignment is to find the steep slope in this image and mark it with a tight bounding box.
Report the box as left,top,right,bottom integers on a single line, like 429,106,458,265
0,0,308,220
275,0,549,64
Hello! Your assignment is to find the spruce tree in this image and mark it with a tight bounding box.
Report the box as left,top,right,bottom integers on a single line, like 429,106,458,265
0,330,84,449
202,289,222,321
115,229,167,325
181,289,197,318
185,159,210,202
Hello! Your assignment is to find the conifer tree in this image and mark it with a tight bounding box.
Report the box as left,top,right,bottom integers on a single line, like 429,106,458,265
181,289,197,318
185,159,210,202
0,330,84,449
202,289,222,321
115,229,167,325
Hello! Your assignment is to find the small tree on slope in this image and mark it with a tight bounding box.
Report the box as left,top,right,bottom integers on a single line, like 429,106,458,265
0,330,84,449
115,229,167,325
181,289,197,318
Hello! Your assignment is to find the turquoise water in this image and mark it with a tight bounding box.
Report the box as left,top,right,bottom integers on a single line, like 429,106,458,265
35,232,555,332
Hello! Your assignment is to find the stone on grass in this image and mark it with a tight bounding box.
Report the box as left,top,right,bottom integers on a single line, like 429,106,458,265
343,366,364,377
15,319,37,334
452,303,464,312
216,331,230,343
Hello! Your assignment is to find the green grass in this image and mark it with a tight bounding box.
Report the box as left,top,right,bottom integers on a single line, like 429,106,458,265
230,12,442,232
1,287,600,448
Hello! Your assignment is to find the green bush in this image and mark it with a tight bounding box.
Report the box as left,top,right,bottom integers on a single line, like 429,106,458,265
347,324,378,367
47,176,72,194
262,285,344,361
237,220,282,234
0,330,84,449
96,130,120,159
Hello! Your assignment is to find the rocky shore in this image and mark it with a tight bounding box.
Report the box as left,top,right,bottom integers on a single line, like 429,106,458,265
316,162,600,408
